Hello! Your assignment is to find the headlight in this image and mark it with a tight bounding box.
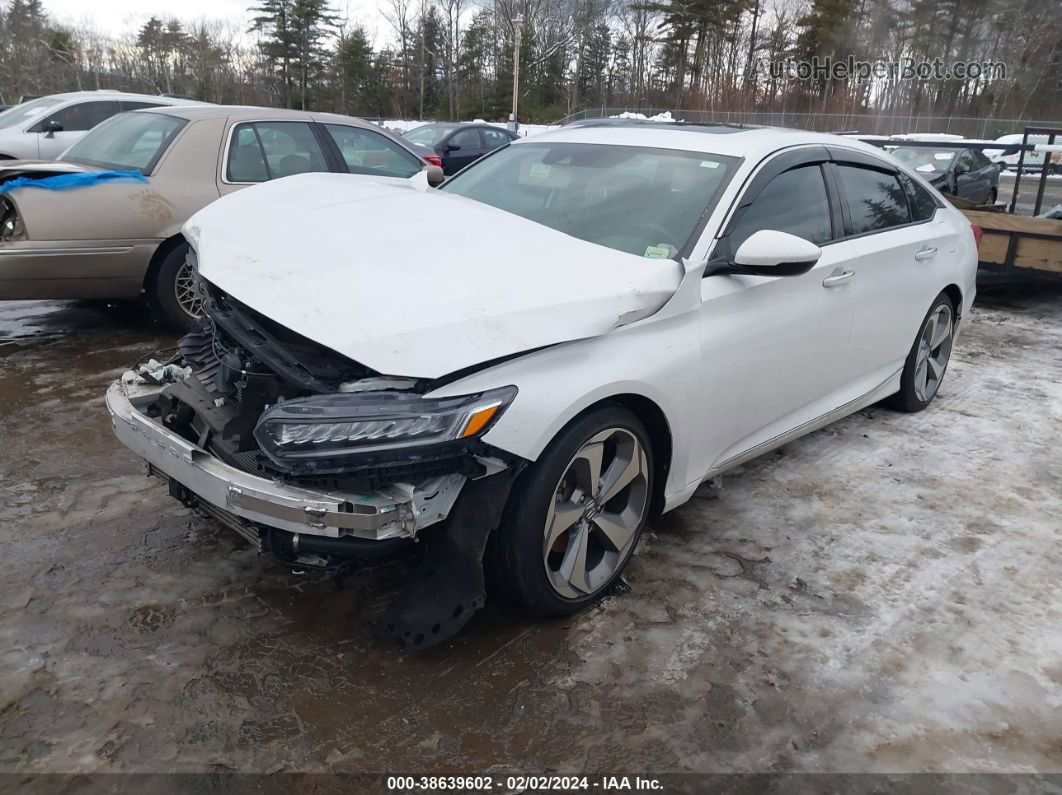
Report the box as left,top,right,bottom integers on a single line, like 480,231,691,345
254,385,517,463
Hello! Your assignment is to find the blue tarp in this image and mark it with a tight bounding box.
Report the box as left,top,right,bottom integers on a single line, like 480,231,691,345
0,169,148,196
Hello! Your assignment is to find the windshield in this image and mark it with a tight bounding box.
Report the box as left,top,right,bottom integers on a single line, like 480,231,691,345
0,97,62,129
404,124,454,147
891,147,955,173
62,111,186,173
441,142,737,258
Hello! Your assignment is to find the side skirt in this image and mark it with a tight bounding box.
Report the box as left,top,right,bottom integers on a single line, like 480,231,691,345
702,368,903,484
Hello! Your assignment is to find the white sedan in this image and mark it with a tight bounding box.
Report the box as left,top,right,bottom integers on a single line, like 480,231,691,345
107,122,978,648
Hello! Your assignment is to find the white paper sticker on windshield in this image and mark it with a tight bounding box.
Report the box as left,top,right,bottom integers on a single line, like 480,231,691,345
934,152,952,160
529,163,550,178
699,160,719,168
916,164,936,172
644,244,671,259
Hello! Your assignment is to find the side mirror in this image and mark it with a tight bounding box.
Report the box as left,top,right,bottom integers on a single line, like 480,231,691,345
730,230,822,277
43,119,63,136
424,164,445,186
444,143,461,152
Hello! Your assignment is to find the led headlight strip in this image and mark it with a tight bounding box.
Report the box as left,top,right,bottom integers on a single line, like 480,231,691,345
254,385,517,462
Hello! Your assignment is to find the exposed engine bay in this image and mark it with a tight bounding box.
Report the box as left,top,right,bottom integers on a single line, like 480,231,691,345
153,283,503,490
109,280,525,649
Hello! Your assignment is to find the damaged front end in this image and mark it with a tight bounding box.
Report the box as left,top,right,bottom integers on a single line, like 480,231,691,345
107,280,524,649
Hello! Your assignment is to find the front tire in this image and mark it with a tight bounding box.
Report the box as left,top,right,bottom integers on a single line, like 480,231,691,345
148,242,202,331
886,292,956,413
490,405,653,616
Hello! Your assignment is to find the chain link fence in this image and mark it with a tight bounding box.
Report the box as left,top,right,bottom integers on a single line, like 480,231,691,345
558,108,1062,139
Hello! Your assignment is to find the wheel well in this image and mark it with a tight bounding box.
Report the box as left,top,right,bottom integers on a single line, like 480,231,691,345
143,234,186,294
942,283,963,316
578,393,673,518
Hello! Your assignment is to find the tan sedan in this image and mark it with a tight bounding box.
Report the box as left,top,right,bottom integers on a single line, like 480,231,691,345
0,106,443,327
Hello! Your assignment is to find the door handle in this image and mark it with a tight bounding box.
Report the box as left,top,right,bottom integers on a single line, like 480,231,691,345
822,270,855,288
914,246,938,261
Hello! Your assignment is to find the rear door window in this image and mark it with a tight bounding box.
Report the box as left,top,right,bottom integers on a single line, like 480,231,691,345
836,164,912,235
226,121,329,182
33,100,118,132
323,124,422,178
482,128,512,151
119,101,169,112
729,164,833,252
450,128,483,150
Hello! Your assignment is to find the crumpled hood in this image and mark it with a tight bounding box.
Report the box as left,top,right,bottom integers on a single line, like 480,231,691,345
185,173,682,378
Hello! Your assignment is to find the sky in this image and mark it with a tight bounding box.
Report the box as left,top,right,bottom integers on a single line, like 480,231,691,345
40,0,391,45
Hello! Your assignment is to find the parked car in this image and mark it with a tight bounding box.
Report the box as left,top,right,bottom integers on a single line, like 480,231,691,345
984,133,1062,173
0,90,206,161
108,122,978,648
889,145,1001,205
0,106,443,327
402,122,517,174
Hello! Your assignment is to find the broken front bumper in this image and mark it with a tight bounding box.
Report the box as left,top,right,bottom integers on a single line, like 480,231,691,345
105,380,465,541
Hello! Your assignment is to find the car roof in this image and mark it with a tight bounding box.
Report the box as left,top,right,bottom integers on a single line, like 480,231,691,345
518,121,890,161
134,105,384,129
32,90,206,105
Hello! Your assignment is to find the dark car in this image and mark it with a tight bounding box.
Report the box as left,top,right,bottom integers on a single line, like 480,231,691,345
402,122,517,175
890,146,1001,205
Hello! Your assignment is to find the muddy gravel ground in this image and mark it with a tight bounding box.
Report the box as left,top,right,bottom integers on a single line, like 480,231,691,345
1,279,1060,778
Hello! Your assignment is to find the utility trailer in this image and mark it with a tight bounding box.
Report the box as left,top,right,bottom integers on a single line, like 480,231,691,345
860,127,1062,278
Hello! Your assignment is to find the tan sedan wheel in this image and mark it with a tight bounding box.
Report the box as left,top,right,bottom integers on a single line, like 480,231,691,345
149,242,201,330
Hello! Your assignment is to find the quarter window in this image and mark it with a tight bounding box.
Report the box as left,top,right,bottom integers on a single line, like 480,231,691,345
323,124,422,178
836,164,911,235
226,121,329,182
898,173,939,222
729,164,832,252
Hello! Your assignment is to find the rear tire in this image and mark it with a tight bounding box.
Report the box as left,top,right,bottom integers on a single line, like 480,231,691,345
886,292,956,413
148,242,201,331
489,405,653,616
988,188,997,205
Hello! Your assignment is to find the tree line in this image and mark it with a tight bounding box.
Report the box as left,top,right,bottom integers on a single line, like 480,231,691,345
0,0,1059,125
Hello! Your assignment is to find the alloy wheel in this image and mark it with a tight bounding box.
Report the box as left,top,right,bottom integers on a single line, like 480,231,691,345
542,427,649,599
173,260,204,319
914,303,954,402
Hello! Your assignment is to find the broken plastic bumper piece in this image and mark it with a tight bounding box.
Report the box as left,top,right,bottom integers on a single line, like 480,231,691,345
105,381,464,541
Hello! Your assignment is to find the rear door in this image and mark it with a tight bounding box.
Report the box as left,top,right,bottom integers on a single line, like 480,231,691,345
32,100,118,158
827,151,957,393
443,127,484,174
218,119,331,195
